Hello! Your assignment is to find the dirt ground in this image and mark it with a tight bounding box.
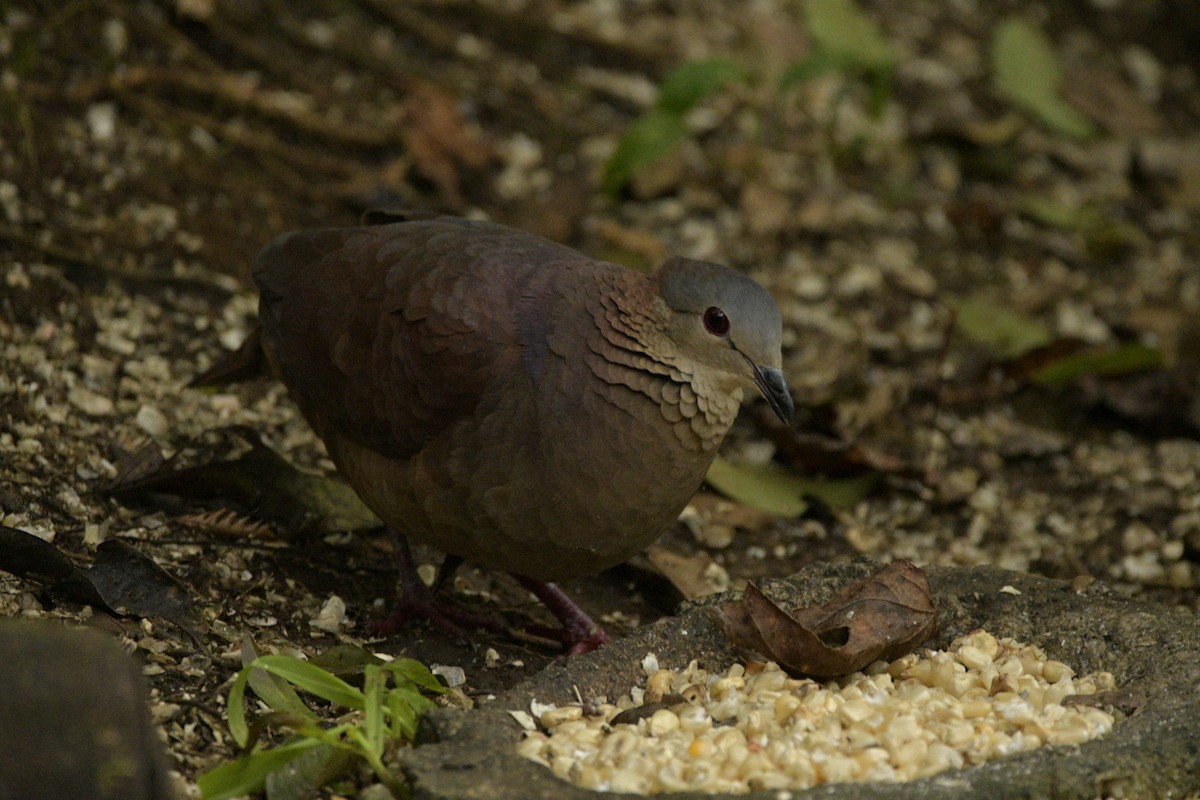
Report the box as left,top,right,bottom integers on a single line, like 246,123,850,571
2,0,1199,796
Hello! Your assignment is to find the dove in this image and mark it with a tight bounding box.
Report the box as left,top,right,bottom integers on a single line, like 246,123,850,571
254,214,793,652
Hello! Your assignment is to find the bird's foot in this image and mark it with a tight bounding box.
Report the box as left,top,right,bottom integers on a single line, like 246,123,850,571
374,529,506,638
512,575,610,655
370,592,506,638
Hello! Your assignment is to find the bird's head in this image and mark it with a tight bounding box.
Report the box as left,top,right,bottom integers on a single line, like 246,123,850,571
653,257,794,424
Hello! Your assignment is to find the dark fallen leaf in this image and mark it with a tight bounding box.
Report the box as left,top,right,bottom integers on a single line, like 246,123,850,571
189,326,265,387
1063,688,1148,716
107,427,379,532
758,409,910,478
110,438,169,488
88,540,206,646
0,525,105,606
0,527,206,646
1080,370,1200,437
721,560,938,678
609,695,688,727
644,545,727,600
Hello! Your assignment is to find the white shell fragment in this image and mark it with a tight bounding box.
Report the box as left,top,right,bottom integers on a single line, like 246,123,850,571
307,595,347,633
517,631,1117,794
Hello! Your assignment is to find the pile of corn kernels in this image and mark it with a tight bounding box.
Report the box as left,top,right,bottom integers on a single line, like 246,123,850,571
516,631,1117,793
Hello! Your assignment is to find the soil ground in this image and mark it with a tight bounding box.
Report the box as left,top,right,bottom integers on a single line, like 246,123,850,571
1,0,1198,796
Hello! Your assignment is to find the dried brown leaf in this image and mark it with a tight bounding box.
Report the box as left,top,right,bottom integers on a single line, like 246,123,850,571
721,560,938,678
644,545,728,600
1063,688,1148,716
400,82,496,208
177,509,278,541
609,695,687,727
188,327,264,387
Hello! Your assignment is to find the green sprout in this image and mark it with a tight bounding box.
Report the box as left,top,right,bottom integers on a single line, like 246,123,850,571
198,651,445,800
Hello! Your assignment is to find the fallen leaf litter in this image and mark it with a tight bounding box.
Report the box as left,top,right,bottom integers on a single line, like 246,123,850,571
517,630,1116,794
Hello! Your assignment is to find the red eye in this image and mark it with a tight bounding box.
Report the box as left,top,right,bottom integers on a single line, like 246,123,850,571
703,306,730,336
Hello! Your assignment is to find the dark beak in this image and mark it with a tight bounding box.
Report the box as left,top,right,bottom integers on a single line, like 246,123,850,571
753,366,795,425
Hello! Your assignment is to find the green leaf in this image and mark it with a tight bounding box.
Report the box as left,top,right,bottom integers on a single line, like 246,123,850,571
363,665,385,755
241,639,314,719
198,740,325,800
265,744,356,800
309,644,386,678
385,658,447,693
250,656,366,710
388,690,422,742
601,109,688,195
705,458,876,516
1031,343,1163,386
213,654,441,800
656,58,745,113
1019,196,1105,231
991,17,1096,140
804,0,894,71
954,296,1053,360
227,662,256,747
777,51,848,91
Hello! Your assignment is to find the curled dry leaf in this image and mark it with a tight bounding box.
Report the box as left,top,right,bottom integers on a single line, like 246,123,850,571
1063,688,1148,716
0,527,206,647
106,426,380,533
644,545,729,600
720,560,938,678
609,695,688,727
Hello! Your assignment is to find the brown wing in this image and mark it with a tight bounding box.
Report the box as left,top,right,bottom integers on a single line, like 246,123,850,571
254,217,572,459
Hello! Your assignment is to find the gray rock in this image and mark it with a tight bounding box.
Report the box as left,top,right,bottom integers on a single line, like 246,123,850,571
399,562,1200,800
0,621,173,800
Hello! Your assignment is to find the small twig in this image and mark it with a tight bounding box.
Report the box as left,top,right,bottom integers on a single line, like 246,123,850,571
0,221,236,297
68,66,403,150
118,92,366,190
929,305,959,404
100,0,225,74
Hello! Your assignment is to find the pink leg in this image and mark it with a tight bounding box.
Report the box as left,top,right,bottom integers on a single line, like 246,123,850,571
511,574,610,655
372,531,505,636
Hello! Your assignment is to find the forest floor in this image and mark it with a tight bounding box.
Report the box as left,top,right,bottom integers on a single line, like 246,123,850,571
1,0,1199,796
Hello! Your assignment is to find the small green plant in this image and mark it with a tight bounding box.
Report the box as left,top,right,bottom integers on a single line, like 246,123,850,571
705,457,877,517
601,58,745,196
198,650,445,800
601,0,896,196
991,17,1096,140
778,0,895,108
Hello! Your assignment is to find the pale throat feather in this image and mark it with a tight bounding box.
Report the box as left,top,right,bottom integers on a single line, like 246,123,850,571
593,275,742,453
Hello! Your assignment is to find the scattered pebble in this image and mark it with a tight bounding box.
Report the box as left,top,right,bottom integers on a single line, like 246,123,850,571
308,595,347,633
432,664,467,688
136,404,169,437
68,387,115,417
